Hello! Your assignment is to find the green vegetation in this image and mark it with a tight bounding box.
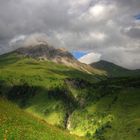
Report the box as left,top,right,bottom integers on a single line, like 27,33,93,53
0,53,102,128
0,52,140,140
0,98,85,140
68,86,140,140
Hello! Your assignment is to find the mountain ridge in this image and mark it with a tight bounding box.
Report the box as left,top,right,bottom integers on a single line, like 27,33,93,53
14,43,105,75
91,60,140,77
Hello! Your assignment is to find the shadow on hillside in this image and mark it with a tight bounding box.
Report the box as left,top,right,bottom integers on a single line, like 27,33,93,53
0,82,39,108
1,76,139,108
0,80,78,110
0,53,20,67
0,80,80,128
47,68,103,82
0,76,140,134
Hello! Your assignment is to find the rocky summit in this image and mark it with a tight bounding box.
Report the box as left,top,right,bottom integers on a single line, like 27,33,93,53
15,43,104,75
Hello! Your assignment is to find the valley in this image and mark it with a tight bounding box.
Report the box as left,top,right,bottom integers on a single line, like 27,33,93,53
0,50,140,140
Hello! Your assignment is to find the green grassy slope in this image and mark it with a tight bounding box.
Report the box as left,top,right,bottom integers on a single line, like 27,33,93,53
0,98,85,140
91,60,140,77
0,52,104,128
0,52,140,140
69,79,140,140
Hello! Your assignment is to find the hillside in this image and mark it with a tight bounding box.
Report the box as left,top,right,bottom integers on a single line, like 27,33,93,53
0,52,105,137
0,98,85,140
0,52,140,140
91,60,140,77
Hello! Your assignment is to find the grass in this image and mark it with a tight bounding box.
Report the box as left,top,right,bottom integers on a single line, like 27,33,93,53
68,85,140,140
0,53,103,128
0,52,140,140
0,98,86,140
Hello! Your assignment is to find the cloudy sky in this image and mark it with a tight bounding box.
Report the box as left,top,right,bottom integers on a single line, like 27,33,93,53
0,0,140,69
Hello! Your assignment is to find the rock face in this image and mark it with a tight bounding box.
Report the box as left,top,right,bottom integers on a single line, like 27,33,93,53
15,43,79,68
16,44,75,62
15,43,101,74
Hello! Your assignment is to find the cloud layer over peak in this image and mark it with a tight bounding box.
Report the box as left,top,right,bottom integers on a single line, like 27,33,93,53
0,0,140,69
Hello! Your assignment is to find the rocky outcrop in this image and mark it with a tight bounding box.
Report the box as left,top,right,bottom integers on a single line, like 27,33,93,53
16,44,75,62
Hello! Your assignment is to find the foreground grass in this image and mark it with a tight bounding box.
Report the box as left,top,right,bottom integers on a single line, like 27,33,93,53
0,98,86,140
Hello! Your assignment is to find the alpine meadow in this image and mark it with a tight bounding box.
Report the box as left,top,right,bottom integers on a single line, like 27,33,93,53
0,0,140,140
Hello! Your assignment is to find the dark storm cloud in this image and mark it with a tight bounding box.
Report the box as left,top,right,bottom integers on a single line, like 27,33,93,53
0,0,140,69
126,27,140,39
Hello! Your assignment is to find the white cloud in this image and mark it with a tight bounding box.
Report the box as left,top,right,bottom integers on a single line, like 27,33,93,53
10,33,49,47
9,35,26,46
100,47,140,69
78,52,101,64
83,3,117,21
89,32,107,41
69,0,89,7
89,4,105,17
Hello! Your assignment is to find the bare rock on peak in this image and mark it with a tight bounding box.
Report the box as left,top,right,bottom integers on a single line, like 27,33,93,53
15,44,104,75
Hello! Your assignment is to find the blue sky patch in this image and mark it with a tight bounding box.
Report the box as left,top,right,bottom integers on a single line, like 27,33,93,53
134,14,140,20
72,51,88,59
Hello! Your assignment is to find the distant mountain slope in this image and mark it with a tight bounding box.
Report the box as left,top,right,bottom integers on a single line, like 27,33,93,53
91,60,140,77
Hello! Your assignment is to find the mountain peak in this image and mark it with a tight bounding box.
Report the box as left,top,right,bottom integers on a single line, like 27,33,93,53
16,43,75,62
15,44,103,74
